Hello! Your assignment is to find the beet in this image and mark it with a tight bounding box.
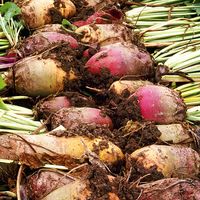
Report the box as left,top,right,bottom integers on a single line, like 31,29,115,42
16,0,76,29
5,55,67,97
18,32,78,57
131,85,186,124
85,43,154,78
37,96,71,117
51,107,113,129
75,24,133,45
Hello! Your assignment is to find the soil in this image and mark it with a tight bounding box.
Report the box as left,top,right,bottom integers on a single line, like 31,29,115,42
70,0,95,22
103,93,142,128
112,176,140,199
48,0,68,24
87,165,113,199
48,8,63,24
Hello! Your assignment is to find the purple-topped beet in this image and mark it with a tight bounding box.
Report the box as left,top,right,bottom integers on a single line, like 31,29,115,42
18,32,78,57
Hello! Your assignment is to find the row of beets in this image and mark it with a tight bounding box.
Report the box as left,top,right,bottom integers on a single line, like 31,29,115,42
8,29,186,126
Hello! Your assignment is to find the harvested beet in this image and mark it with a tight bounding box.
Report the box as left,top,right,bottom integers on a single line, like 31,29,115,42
0,134,124,168
36,96,71,117
75,24,133,45
18,32,78,57
5,55,67,97
131,145,200,179
131,85,186,124
85,43,154,78
16,0,76,29
51,107,113,129
21,170,75,200
5,44,84,97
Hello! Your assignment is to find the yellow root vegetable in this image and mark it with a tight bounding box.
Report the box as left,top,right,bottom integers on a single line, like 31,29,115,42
5,55,67,97
131,145,200,178
0,134,124,168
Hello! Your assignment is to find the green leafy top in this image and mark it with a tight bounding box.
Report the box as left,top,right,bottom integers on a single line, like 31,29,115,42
0,2,23,47
0,2,21,21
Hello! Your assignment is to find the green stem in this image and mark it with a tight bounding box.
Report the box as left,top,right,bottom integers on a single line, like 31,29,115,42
0,121,39,131
161,74,200,82
2,96,30,101
0,110,41,127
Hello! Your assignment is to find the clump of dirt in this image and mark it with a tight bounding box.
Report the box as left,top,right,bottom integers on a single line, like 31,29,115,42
0,162,19,192
112,176,141,199
48,0,69,24
86,164,141,200
42,43,86,91
70,0,94,22
81,67,120,91
87,164,113,199
48,7,63,24
104,94,142,128
122,121,162,153
61,91,96,107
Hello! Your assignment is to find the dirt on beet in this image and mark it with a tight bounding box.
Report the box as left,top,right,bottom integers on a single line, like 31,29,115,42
41,43,122,92
50,120,163,155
